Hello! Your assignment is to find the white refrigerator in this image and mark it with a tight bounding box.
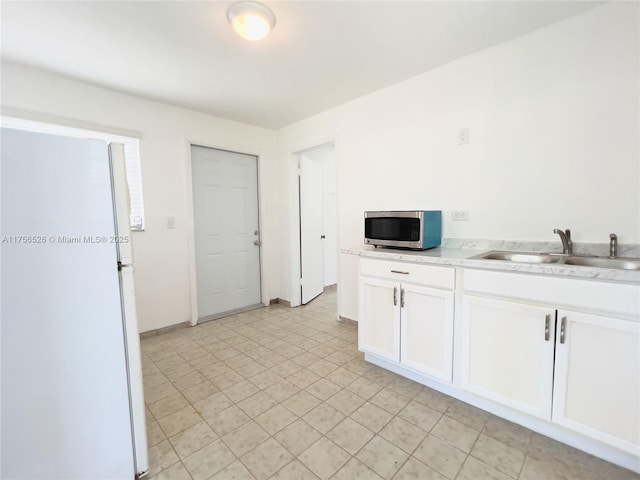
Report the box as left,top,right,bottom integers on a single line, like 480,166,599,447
1,128,148,479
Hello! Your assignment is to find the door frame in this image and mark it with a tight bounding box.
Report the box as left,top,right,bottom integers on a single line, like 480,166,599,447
288,139,340,310
185,138,267,326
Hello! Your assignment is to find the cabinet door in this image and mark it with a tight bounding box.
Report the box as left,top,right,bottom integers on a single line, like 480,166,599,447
460,296,556,419
552,311,639,454
358,276,400,362
400,284,454,382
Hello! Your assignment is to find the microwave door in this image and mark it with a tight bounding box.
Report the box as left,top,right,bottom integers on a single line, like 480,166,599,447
366,217,420,240
365,216,423,248
366,217,399,240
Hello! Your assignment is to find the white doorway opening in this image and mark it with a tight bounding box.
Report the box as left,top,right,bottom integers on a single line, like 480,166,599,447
297,144,337,305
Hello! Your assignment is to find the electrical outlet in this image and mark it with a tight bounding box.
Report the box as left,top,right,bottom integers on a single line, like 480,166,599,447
452,210,469,221
457,127,470,145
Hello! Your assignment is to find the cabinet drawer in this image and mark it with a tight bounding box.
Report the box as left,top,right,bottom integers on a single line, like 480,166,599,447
360,258,454,289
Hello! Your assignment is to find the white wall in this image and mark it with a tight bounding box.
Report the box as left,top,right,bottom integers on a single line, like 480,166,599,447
0,62,280,333
278,2,640,319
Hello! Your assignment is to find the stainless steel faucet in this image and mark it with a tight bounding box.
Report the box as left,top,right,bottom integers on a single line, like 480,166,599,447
609,233,618,258
553,228,573,254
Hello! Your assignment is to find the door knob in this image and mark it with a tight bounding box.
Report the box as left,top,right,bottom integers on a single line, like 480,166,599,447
254,240,261,246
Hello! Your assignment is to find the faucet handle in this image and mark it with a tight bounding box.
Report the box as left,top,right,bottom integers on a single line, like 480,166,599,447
609,233,618,258
565,229,571,240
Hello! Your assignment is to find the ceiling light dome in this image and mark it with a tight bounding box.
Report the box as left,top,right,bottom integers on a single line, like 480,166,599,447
227,1,276,41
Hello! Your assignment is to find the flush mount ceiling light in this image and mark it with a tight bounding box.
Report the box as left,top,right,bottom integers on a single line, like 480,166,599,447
227,1,276,41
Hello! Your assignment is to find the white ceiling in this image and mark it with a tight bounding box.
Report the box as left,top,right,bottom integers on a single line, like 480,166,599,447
1,1,600,129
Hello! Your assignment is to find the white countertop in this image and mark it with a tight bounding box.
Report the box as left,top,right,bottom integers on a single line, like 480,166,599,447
343,245,640,284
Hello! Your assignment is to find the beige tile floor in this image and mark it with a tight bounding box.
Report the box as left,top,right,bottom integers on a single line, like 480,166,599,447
141,287,639,480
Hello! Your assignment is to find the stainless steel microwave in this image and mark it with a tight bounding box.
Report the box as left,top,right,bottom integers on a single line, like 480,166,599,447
364,210,442,250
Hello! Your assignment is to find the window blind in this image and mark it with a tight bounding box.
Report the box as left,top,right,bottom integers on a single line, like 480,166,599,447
123,140,145,231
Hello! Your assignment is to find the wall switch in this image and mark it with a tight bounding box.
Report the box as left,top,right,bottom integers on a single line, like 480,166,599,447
457,127,470,145
452,210,469,221
166,216,176,229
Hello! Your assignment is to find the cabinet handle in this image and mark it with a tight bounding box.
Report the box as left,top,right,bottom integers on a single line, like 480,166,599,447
560,316,567,344
390,270,410,275
393,287,397,306
544,314,551,341
400,288,405,308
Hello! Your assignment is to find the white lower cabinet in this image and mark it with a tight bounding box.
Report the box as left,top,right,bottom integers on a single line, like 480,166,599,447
460,296,556,420
400,283,454,382
461,269,640,457
552,310,640,455
358,276,400,363
355,257,640,469
358,259,454,382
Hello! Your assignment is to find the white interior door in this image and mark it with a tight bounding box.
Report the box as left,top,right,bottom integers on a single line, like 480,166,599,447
299,155,324,304
191,145,261,319
1,128,135,479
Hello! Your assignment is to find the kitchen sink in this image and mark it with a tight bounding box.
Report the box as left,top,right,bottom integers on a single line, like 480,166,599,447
476,251,561,264
472,250,640,271
563,256,640,270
